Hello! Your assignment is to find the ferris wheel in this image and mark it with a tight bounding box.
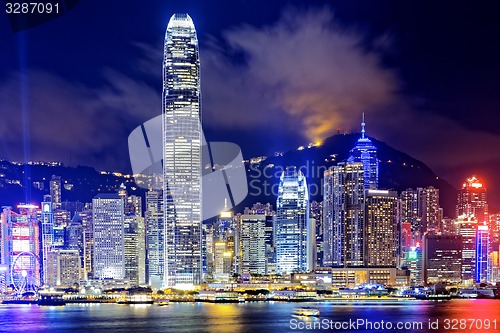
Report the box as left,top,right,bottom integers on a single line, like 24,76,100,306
10,251,40,295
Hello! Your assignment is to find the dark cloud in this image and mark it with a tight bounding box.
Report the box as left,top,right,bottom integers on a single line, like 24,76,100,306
0,69,160,170
201,7,398,142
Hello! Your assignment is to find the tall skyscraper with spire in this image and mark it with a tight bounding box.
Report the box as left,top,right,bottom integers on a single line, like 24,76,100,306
163,13,202,287
347,114,379,189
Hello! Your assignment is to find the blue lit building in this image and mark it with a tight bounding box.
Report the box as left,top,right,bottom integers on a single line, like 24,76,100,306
475,224,489,283
347,114,379,190
276,167,313,273
40,201,54,285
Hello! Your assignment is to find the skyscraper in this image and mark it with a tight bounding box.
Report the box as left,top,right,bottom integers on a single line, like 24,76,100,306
46,249,80,287
323,162,365,267
455,215,477,284
364,190,399,267
400,187,441,240
276,167,312,273
145,189,164,288
347,114,378,190
457,176,488,223
237,203,276,275
50,175,62,210
423,234,462,285
163,13,202,287
419,187,441,232
92,194,124,280
476,224,489,283
40,201,54,285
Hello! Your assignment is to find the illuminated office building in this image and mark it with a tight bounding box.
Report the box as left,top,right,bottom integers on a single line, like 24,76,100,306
457,176,488,223
476,224,489,283
50,175,62,209
400,187,441,239
163,13,202,287
419,187,440,232
238,203,276,275
77,207,93,280
347,114,378,190
490,213,500,246
364,190,399,267
66,213,84,275
211,207,236,281
404,244,423,286
1,205,41,293
423,234,462,285
310,201,323,268
276,167,312,273
145,189,164,288
323,162,365,267
40,201,54,285
92,194,125,280
455,215,477,284
46,249,80,287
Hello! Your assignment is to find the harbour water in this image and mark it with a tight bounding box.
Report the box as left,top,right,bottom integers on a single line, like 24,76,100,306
0,299,499,332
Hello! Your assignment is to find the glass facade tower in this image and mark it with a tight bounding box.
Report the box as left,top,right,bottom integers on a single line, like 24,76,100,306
163,13,202,287
276,167,312,274
347,114,378,190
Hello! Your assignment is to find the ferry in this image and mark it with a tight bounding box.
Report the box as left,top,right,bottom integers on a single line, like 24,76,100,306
293,307,320,317
157,301,170,306
37,291,66,306
117,292,154,305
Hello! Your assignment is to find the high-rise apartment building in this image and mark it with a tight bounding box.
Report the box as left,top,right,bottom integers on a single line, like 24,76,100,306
364,190,399,267
323,162,365,267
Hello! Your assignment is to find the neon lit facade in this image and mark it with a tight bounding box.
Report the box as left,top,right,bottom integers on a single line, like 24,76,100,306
457,176,488,223
163,13,202,287
1,205,41,293
475,224,489,283
455,215,477,283
347,114,378,190
40,201,54,285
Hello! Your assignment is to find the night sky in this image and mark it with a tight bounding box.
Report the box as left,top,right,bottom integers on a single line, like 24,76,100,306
1,0,500,206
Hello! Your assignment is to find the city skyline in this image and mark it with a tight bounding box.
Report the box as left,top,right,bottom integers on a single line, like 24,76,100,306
3,3,500,332
1,1,500,207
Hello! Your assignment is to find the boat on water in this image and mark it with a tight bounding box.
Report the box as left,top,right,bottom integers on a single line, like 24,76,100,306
2,298,36,304
117,291,154,304
37,291,66,306
293,307,320,317
157,301,170,306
